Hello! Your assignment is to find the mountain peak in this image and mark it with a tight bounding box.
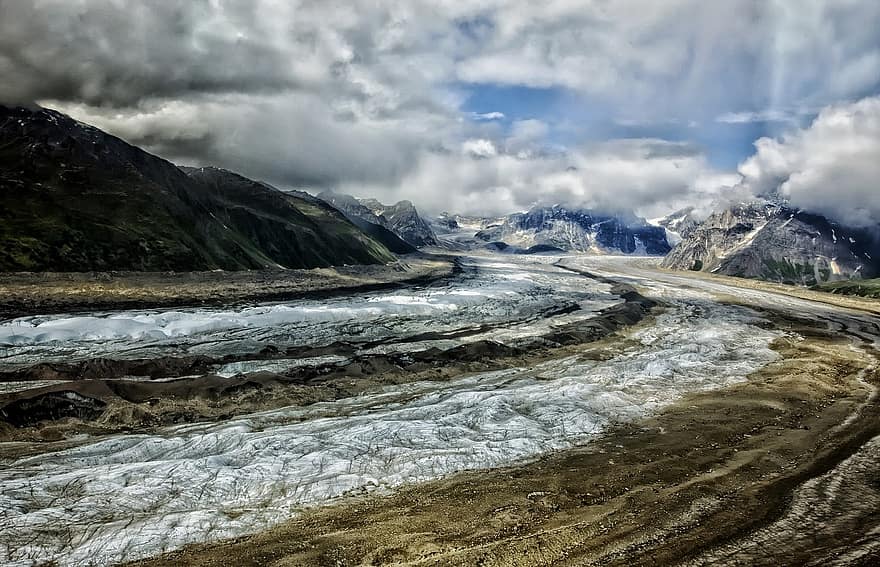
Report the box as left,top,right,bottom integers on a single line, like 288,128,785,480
475,205,670,255
662,202,880,284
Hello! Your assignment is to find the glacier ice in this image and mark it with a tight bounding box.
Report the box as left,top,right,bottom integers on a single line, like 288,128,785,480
0,256,618,369
0,257,783,565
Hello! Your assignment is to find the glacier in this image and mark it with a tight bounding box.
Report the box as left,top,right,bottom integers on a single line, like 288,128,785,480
0,254,783,566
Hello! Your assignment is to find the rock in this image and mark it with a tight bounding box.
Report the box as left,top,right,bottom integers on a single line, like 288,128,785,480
1,391,107,427
662,203,880,284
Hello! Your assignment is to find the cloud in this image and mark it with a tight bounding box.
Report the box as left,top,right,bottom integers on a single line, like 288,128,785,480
716,109,807,124
50,93,444,188
340,137,733,218
1,1,878,219
471,111,505,121
738,95,880,227
461,138,498,159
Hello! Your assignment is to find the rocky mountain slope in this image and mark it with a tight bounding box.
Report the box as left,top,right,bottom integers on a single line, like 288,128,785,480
360,198,437,248
474,206,671,255
0,105,395,271
654,207,700,245
662,203,880,284
310,192,415,254
319,192,437,248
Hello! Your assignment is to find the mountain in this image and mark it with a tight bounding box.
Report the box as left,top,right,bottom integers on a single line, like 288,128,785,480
474,205,671,255
653,207,700,245
313,191,415,254
430,212,506,235
318,192,437,248
662,203,880,284
360,198,438,248
0,105,395,271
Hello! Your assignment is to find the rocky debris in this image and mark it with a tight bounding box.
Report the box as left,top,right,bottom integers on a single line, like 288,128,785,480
1,391,107,427
0,356,215,382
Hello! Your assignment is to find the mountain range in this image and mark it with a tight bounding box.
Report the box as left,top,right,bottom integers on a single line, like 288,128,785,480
0,105,394,271
473,206,672,255
318,192,437,249
2,105,878,287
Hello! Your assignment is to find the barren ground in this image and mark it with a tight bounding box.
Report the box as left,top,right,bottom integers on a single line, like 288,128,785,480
0,254,456,320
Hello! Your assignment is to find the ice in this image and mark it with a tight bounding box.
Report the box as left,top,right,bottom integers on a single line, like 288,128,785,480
214,356,350,377
0,256,618,369
0,279,781,566
0,380,69,394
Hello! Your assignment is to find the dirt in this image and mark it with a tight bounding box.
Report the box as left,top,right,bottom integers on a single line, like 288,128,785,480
130,315,880,567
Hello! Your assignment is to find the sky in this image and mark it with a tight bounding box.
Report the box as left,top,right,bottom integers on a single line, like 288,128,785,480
1,0,879,223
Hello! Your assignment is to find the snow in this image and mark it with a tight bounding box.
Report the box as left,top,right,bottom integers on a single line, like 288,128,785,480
664,228,683,246
718,219,769,260
215,356,350,378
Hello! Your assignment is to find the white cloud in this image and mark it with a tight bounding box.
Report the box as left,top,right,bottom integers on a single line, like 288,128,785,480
341,137,731,218
716,109,805,124
461,138,498,159
738,96,880,227
471,111,505,121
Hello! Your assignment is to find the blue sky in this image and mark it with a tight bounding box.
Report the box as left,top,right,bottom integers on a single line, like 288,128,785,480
460,82,841,169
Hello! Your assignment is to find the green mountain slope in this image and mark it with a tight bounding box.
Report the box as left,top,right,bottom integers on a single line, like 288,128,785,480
0,105,394,271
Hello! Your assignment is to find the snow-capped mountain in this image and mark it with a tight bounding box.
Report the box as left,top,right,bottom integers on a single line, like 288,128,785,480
653,207,701,245
662,203,880,284
474,205,671,255
432,212,506,234
360,199,437,247
319,192,437,248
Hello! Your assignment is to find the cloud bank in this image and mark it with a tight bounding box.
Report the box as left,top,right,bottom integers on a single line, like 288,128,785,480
1,1,878,218
738,96,880,227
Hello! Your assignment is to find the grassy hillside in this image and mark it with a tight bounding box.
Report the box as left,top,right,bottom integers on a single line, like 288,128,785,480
816,279,880,299
0,106,394,271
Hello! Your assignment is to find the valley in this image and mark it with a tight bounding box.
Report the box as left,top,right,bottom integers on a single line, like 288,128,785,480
1,253,877,566
3,5,879,566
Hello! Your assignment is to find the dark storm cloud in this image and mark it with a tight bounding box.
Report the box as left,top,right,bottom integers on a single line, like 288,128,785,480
0,1,309,106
